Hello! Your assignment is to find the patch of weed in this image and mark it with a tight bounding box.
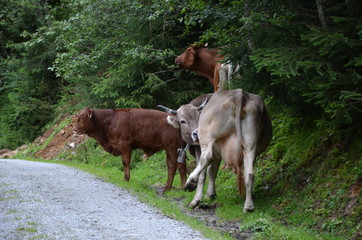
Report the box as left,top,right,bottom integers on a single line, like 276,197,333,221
16,226,37,233
6,209,17,214
29,234,50,240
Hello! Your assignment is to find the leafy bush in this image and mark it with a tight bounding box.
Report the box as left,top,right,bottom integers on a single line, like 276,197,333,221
240,217,271,232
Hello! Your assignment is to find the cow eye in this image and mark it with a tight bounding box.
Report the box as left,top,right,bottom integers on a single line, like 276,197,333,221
180,119,187,125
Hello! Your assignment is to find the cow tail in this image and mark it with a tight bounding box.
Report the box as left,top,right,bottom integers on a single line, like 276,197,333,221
235,91,243,162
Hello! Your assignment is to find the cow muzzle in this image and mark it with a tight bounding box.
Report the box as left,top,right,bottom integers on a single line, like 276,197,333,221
73,129,82,135
191,129,199,142
174,57,182,65
73,126,85,135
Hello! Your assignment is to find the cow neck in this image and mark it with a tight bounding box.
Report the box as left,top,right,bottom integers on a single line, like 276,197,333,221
88,109,113,145
192,48,219,81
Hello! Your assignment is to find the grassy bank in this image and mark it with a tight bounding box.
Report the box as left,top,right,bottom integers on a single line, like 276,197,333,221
16,111,361,240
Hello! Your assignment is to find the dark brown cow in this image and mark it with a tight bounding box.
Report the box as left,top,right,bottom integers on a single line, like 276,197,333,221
175,45,239,91
73,108,187,192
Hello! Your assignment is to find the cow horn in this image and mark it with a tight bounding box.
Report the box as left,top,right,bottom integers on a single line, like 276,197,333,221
157,105,177,115
197,98,208,111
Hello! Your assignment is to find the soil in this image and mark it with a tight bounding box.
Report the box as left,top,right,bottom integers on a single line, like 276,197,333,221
34,117,88,160
178,200,252,240
152,188,252,240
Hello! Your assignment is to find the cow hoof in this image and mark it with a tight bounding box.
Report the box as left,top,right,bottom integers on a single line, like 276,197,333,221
162,186,171,193
188,200,200,208
184,179,197,192
243,206,255,213
207,194,217,200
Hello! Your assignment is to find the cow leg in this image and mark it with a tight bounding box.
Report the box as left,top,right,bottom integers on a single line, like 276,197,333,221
189,167,206,208
177,161,187,189
189,147,205,208
243,147,256,213
206,157,221,200
121,151,131,181
185,141,214,192
163,152,177,192
241,112,259,213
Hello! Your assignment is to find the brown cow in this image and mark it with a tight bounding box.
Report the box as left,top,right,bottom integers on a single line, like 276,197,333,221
175,45,239,91
73,108,187,192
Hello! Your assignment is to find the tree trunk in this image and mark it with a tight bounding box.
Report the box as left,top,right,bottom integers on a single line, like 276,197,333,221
316,0,327,29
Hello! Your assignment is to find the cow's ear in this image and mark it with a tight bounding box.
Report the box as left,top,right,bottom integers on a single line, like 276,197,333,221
167,115,179,128
86,108,93,119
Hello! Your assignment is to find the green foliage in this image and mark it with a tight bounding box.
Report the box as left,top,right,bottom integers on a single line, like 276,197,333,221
0,0,209,148
252,104,362,239
0,0,64,149
3,0,360,148
51,0,208,110
239,217,271,232
180,0,362,136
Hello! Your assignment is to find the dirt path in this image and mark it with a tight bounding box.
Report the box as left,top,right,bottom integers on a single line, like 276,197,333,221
0,159,208,240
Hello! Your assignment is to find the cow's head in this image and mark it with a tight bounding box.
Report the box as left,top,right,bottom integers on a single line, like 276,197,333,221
175,46,196,68
175,43,208,68
158,100,207,145
73,107,94,135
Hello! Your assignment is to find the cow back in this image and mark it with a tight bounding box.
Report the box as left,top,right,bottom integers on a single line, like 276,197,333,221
113,109,183,154
86,108,183,156
189,93,213,107
198,89,272,156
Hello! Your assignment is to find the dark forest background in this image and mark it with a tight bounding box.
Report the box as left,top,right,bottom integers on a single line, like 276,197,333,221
1,0,361,149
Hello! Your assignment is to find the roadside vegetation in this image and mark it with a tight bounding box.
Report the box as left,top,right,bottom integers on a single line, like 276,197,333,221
2,0,361,239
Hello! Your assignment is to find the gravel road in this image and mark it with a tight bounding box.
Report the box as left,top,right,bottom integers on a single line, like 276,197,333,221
0,159,208,240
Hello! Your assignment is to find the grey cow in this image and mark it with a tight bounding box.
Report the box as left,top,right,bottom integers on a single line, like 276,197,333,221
158,93,213,208
160,89,272,213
